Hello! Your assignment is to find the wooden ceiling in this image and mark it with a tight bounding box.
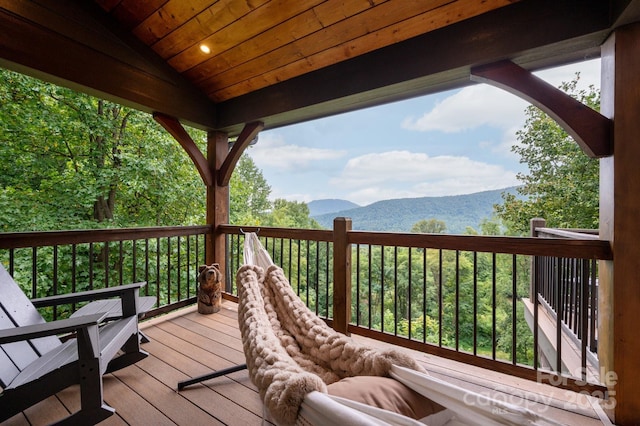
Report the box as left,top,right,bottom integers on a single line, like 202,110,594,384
95,0,515,104
0,1,638,135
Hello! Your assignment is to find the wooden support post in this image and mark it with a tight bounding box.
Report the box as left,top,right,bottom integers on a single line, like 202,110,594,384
153,114,225,313
333,217,352,335
529,218,545,300
529,218,546,372
599,23,640,425
203,131,229,313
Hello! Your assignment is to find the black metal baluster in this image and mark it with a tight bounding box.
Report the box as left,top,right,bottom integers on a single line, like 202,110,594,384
473,251,477,355
439,249,443,348
492,252,497,360
408,247,412,340
512,254,517,365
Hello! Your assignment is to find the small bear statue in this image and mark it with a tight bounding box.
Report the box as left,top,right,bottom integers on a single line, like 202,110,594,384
197,263,222,314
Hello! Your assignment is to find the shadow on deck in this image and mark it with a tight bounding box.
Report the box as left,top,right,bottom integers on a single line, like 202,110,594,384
3,302,612,426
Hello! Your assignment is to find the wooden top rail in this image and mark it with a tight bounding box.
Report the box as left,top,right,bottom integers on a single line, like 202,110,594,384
1,224,612,260
0,225,212,249
347,231,612,260
219,224,612,260
535,227,600,240
218,225,333,242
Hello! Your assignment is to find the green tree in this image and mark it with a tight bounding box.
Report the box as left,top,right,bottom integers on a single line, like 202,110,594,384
228,154,322,229
495,76,600,235
229,154,272,225
0,68,206,231
411,218,447,234
0,68,318,231
264,199,322,229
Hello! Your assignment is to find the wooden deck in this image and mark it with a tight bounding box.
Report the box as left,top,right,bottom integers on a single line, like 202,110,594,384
3,302,613,425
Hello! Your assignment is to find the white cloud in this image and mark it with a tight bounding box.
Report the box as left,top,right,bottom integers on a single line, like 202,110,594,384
248,60,601,206
402,85,528,133
535,58,600,88
248,132,346,171
269,188,314,203
401,59,601,158
332,151,518,205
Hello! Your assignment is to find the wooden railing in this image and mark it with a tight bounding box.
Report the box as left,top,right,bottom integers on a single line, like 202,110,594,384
0,221,612,396
0,226,211,320
220,219,612,395
530,219,601,382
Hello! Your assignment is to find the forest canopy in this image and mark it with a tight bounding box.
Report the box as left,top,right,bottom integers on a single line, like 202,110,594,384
0,69,207,230
495,77,600,235
0,68,318,232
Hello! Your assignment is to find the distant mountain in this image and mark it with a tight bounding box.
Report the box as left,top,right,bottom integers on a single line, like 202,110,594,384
311,187,519,234
307,199,360,216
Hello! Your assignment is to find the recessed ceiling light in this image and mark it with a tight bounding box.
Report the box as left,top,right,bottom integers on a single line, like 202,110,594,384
199,44,211,54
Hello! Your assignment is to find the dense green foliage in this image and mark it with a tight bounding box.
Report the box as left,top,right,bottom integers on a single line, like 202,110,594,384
229,154,272,225
0,67,210,306
0,69,316,312
228,235,534,365
0,69,318,231
353,246,532,363
411,218,447,234
495,77,600,235
0,69,208,231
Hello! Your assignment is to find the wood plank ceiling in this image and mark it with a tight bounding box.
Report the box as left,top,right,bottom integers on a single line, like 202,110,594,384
0,1,634,134
95,0,516,104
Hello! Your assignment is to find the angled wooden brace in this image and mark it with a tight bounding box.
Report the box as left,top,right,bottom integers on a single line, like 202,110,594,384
470,60,612,158
218,121,264,187
153,113,214,186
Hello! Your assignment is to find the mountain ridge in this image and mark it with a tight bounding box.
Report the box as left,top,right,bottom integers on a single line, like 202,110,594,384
307,199,360,216
311,187,519,234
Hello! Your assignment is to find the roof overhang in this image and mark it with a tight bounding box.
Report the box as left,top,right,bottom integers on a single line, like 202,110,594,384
0,0,638,135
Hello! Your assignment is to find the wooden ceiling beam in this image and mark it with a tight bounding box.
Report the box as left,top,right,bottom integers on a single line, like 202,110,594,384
215,0,612,135
1,0,634,138
0,0,217,130
470,60,612,158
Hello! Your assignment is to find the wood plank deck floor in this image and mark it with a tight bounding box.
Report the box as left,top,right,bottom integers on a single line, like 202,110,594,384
3,302,613,425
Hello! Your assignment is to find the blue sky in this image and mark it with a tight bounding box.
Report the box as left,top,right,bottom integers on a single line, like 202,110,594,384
246,59,601,206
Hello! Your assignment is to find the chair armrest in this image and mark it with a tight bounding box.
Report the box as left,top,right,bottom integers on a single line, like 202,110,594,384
0,312,107,344
31,282,147,307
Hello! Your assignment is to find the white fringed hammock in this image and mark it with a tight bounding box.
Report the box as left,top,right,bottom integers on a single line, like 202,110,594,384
237,233,561,426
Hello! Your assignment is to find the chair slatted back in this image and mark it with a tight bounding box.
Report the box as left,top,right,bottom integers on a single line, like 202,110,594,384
0,264,61,387
0,309,22,387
